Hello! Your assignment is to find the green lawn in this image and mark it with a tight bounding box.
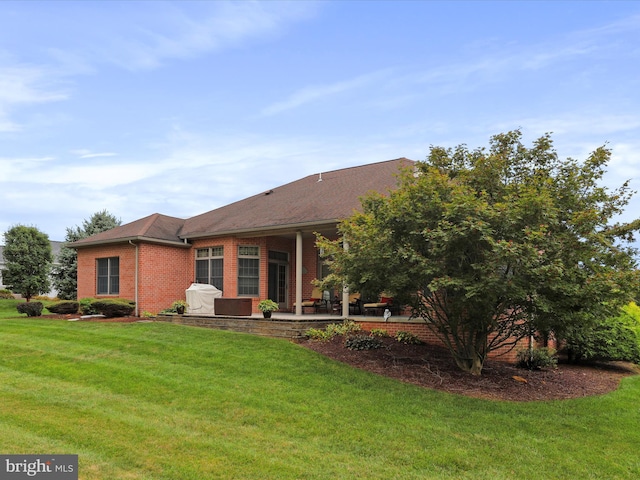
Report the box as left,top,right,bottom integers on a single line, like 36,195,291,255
0,299,639,479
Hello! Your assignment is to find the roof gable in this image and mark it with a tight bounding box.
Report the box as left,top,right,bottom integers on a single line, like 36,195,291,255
72,213,186,247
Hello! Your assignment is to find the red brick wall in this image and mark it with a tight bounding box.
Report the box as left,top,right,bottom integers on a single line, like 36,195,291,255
356,319,527,362
137,243,191,314
77,232,331,315
77,244,137,302
77,242,191,315
192,236,279,312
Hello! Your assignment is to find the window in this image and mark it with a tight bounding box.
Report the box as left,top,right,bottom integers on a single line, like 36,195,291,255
195,247,224,290
238,245,259,296
97,257,119,295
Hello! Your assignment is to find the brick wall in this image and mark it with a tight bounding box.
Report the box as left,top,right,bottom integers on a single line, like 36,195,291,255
137,243,191,314
77,242,191,315
77,244,136,302
356,318,527,362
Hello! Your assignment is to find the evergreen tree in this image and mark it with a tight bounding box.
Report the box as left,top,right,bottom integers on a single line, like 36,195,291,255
52,210,121,299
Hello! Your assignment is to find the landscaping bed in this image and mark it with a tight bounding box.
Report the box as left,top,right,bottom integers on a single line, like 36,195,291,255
301,334,638,401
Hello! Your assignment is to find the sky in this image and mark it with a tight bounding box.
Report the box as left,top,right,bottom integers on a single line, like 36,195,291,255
1,0,639,245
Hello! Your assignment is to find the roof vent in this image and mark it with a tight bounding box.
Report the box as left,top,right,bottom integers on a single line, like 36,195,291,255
318,172,323,182
264,189,273,195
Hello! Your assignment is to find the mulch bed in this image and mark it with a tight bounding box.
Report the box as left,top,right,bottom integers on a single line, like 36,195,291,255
300,335,639,402
33,314,639,402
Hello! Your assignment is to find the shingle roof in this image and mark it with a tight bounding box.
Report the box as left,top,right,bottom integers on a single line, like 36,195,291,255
180,158,415,238
72,213,187,247
72,158,415,246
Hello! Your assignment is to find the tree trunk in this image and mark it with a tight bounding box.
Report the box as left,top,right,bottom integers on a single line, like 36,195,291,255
450,331,487,375
452,353,485,376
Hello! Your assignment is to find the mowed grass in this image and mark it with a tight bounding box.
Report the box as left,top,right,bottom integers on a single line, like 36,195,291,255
0,300,639,479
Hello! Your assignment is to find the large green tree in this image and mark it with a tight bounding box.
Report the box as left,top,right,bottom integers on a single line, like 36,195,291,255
318,131,640,375
52,210,121,299
2,225,53,302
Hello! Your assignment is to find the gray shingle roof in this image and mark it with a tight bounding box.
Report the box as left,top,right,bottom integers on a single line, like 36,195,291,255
181,158,415,238
72,158,415,246
72,213,187,247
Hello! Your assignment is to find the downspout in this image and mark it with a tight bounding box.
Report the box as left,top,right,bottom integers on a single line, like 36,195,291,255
129,240,139,316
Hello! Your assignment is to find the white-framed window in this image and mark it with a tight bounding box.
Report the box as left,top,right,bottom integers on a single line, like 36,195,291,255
195,246,224,290
97,257,119,295
238,245,259,296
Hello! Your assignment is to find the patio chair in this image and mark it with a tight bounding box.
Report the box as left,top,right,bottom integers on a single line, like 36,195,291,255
363,294,395,317
348,293,362,315
293,287,325,313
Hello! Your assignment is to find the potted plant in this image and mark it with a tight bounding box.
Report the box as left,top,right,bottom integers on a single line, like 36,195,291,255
257,299,279,318
172,300,188,315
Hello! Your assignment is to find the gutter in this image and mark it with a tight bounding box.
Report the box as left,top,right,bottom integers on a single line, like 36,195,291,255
180,219,340,240
71,236,191,249
129,240,139,316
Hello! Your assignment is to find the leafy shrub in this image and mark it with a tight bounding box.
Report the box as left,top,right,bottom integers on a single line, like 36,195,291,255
305,328,333,341
327,320,362,337
90,299,135,318
16,302,43,317
47,301,79,314
369,328,389,337
516,347,558,370
563,303,640,364
345,334,384,351
395,331,422,345
142,311,156,318
305,320,362,342
0,289,14,299
79,298,99,315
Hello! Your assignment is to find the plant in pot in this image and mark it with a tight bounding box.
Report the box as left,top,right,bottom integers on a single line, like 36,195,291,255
172,300,188,314
257,299,279,318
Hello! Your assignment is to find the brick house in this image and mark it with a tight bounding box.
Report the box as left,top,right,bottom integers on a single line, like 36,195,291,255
72,158,415,316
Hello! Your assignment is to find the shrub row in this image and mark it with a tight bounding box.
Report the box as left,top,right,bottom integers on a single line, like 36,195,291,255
41,298,135,318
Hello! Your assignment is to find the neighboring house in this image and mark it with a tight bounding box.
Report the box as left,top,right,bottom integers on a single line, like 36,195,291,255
72,158,415,315
0,240,63,298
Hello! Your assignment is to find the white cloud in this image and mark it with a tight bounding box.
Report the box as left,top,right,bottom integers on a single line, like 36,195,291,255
95,1,319,71
259,70,391,117
70,149,118,159
0,64,68,132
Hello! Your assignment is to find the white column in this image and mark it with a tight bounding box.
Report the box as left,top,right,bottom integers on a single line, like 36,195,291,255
295,230,303,315
342,237,350,317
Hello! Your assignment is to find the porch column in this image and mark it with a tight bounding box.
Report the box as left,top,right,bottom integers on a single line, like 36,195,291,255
342,237,350,317
295,230,303,315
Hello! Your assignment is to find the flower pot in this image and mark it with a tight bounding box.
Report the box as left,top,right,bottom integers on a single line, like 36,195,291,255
263,311,272,319
176,306,185,315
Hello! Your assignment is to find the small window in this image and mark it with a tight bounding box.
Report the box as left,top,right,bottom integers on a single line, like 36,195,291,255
97,257,119,295
238,245,259,296
195,247,224,290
